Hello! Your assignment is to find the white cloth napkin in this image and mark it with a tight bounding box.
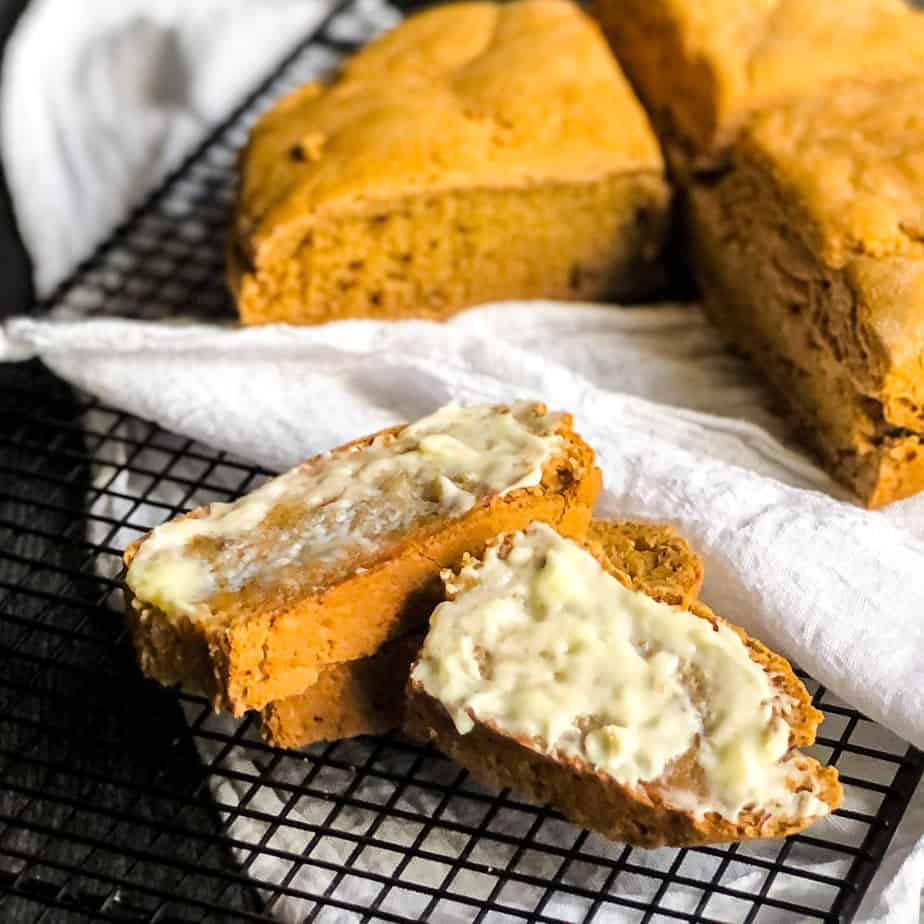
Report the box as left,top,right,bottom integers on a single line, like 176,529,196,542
2,1,923,921
1,0,399,298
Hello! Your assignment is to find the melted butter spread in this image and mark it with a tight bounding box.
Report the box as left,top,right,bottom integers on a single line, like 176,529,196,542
412,523,830,822
126,402,562,618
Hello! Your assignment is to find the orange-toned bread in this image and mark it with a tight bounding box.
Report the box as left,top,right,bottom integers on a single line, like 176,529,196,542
594,0,924,166
259,519,703,748
405,527,841,847
122,404,600,715
230,0,670,325
687,77,924,506
261,633,422,749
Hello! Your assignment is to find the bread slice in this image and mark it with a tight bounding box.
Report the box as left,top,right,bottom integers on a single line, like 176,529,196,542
585,518,702,608
260,519,703,748
122,403,600,715
405,523,841,846
230,0,671,325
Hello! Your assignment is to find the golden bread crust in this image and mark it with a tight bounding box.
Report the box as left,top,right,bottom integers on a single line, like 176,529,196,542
231,0,670,324
594,0,924,162
238,0,661,236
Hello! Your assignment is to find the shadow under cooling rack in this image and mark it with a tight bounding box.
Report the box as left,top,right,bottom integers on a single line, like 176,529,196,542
2,1,923,921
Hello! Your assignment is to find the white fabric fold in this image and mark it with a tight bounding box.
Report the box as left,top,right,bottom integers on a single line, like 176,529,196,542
1,0,399,298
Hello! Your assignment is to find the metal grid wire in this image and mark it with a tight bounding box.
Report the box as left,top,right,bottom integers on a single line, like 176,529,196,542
2,2,923,921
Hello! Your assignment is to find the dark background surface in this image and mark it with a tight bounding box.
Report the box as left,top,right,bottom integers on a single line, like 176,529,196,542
0,0,33,314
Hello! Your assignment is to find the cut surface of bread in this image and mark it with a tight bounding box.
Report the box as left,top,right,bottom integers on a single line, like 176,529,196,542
405,523,841,846
122,402,600,714
688,77,924,506
231,0,671,324
594,0,924,165
260,518,703,749
261,633,424,749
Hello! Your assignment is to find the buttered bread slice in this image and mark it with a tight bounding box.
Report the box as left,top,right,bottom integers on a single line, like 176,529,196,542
406,523,841,846
260,518,704,749
123,403,600,714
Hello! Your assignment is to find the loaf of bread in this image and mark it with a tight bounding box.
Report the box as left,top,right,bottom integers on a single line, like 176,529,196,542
260,518,703,749
122,403,600,714
405,523,841,846
594,0,924,165
688,78,924,506
230,0,671,325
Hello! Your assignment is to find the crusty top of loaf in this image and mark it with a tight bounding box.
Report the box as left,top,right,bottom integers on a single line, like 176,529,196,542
742,77,924,267
603,0,924,156
738,77,924,392
667,0,916,98
237,0,662,251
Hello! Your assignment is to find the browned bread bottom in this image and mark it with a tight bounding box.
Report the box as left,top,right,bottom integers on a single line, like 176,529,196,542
260,519,703,749
404,531,841,847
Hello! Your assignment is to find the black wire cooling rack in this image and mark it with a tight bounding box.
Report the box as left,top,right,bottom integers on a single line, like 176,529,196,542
2,1,923,921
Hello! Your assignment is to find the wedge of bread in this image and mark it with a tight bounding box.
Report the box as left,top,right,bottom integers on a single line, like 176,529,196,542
122,403,600,715
231,0,671,325
405,523,841,846
260,519,703,749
